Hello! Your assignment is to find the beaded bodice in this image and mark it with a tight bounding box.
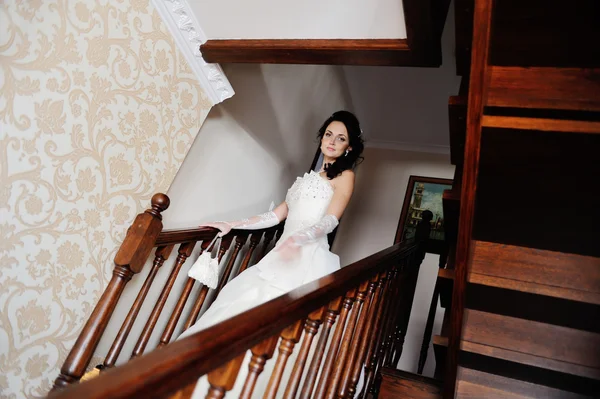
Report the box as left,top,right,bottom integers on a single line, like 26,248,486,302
283,171,334,235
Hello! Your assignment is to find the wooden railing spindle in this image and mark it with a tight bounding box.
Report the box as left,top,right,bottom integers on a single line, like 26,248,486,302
206,354,246,399
336,275,379,399
264,320,303,399
346,272,386,399
299,298,342,399
237,232,262,275
256,229,276,262
283,307,325,399
240,336,279,399
360,266,396,399
326,281,369,399
51,194,169,390
313,289,357,399
131,241,195,358
104,245,174,368
181,239,213,331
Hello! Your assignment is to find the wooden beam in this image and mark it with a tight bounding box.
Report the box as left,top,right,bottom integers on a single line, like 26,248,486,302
444,0,494,397
200,39,441,66
482,115,600,134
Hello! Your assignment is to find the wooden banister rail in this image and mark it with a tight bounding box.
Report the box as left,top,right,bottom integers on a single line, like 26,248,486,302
52,194,285,391
48,240,421,399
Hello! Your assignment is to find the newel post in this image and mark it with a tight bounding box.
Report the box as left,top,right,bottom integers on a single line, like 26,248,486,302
51,193,170,391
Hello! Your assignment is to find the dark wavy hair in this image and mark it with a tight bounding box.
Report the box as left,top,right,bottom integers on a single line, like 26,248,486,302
318,110,365,179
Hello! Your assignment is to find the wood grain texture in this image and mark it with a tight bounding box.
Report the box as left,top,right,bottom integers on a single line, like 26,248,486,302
487,66,600,111
462,309,600,379
470,241,600,305
444,0,494,396
481,115,600,134
379,368,442,399
456,367,592,399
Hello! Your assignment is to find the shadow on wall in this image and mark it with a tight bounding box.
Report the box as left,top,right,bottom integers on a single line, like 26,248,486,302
219,63,356,173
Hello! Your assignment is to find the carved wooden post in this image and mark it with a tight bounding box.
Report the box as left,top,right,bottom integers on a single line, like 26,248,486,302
52,193,169,390
240,336,279,399
206,354,246,399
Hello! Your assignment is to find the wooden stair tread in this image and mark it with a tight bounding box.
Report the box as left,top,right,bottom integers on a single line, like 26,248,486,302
433,335,449,347
470,241,600,305
461,309,600,380
456,367,593,399
379,367,442,399
486,66,600,112
438,268,455,280
482,115,600,134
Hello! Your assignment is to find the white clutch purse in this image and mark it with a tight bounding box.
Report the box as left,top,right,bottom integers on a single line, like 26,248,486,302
187,235,221,289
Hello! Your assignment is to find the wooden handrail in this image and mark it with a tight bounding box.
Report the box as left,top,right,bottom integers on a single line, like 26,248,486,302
47,240,418,399
154,223,285,246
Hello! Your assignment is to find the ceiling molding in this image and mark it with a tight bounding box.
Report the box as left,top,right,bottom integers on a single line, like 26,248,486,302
199,0,450,66
365,139,450,155
151,0,234,104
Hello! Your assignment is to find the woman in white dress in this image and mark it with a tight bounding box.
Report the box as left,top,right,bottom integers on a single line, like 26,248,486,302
178,110,365,398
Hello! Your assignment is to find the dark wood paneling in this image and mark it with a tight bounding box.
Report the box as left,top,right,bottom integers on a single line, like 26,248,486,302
448,96,467,165
456,367,592,399
454,0,474,76
487,67,600,111
474,128,600,257
379,368,442,399
200,39,439,66
490,0,600,68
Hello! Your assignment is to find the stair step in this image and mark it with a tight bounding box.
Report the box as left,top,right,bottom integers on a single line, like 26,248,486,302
482,115,600,134
486,66,600,112
379,368,441,399
456,367,594,399
470,241,600,305
461,309,600,380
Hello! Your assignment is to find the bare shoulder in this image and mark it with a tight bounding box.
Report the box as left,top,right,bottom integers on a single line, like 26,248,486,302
332,169,355,191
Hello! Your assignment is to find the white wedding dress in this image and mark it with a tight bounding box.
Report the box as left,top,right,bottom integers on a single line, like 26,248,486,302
178,170,343,398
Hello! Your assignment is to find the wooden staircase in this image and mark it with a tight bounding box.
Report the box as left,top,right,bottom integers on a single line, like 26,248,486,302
440,0,600,398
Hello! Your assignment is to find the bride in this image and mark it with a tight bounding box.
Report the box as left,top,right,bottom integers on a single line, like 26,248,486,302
178,110,365,398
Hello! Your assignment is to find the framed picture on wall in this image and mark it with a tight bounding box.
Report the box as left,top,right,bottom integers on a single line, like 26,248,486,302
394,175,453,254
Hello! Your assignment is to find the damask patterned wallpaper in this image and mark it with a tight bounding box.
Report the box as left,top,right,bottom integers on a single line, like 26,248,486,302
0,1,212,397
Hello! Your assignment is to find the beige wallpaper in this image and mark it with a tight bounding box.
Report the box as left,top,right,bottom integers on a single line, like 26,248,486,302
0,0,212,397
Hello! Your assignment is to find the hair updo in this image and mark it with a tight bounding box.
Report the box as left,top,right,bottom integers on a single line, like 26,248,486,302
317,110,365,180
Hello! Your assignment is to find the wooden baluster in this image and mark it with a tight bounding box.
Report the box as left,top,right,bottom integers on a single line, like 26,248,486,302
337,275,379,399
283,307,325,399
209,235,247,305
240,336,279,399
103,245,174,368
389,257,420,367
381,261,407,367
264,320,303,399
52,193,169,390
206,354,246,399
417,279,440,374
326,281,369,399
158,235,235,347
131,241,195,358
181,239,213,331
346,272,385,399
256,228,276,262
300,298,342,399
359,268,394,399
313,289,357,399
237,232,262,275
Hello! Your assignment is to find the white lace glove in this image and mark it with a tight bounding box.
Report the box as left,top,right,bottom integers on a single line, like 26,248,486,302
288,214,339,246
202,211,280,237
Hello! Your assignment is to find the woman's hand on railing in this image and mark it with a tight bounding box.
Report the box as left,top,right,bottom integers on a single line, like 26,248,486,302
199,222,232,237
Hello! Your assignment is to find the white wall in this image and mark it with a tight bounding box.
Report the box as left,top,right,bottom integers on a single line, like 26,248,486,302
332,147,455,377
165,63,355,227
343,4,461,151
190,0,406,39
